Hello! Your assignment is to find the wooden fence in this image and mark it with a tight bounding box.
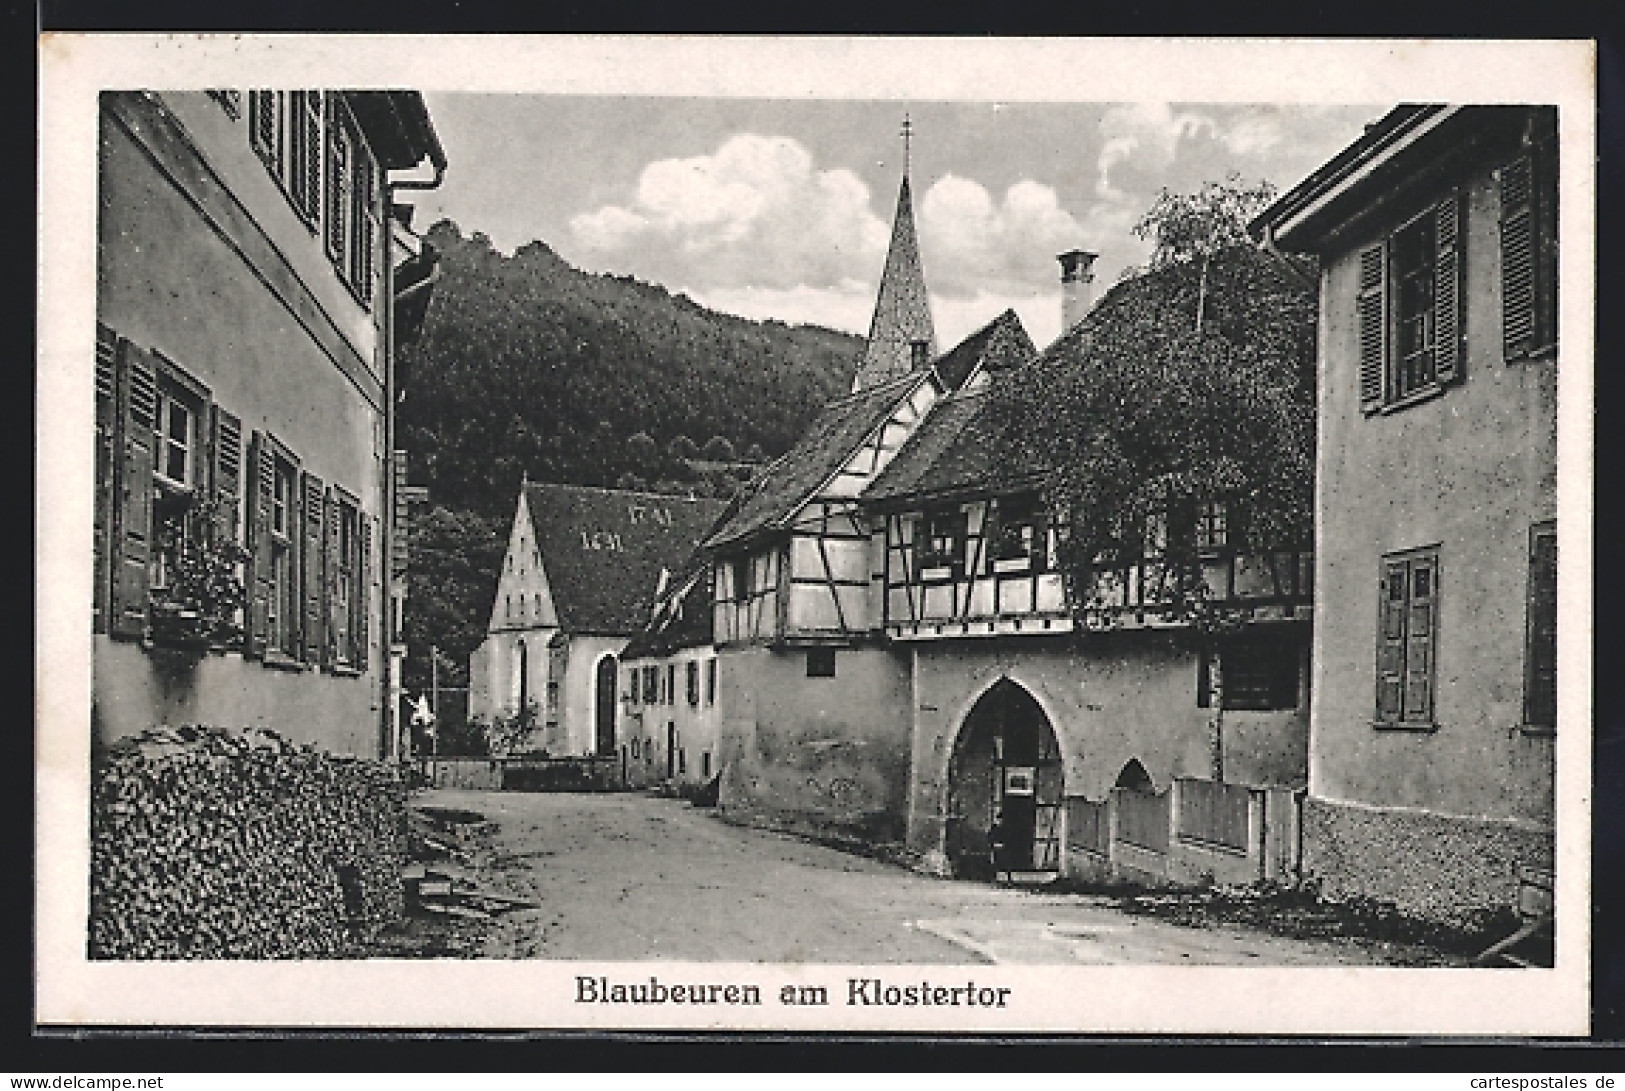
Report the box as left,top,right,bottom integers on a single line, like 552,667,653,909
1175,778,1252,853
1112,787,1170,854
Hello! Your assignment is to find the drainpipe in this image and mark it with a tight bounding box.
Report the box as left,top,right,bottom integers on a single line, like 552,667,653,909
382,143,446,763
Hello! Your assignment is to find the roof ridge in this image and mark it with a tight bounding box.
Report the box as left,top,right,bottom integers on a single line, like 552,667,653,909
524,480,726,506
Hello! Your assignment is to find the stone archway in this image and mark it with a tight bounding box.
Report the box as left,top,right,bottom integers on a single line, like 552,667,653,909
944,678,1064,881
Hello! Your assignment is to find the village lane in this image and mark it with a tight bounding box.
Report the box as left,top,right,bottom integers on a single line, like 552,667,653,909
415,788,1398,966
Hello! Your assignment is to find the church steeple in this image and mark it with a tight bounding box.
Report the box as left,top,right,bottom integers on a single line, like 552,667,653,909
852,117,937,392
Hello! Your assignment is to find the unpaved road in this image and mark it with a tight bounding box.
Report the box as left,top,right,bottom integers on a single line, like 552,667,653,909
417,788,1404,965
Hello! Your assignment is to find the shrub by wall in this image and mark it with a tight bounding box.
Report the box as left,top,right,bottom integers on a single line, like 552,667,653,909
90,724,406,959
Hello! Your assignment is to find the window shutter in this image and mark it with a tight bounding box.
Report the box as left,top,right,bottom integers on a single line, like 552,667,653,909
358,513,374,672
301,472,326,665
298,91,323,222
110,341,158,640
326,110,349,265
1376,560,1407,722
245,431,273,659
1403,555,1437,724
1501,155,1536,360
325,489,342,666
1535,134,1559,353
94,325,119,634
1356,243,1387,412
1196,644,1211,709
249,91,276,165
1433,193,1463,383
209,405,243,545
355,156,377,303
1525,528,1558,729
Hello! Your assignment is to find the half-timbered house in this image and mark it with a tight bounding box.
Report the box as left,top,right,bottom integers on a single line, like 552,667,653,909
1252,106,1559,926
93,90,446,757
467,483,724,757
864,250,1315,887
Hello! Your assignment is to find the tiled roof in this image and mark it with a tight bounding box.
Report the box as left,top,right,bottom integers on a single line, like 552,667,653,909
862,386,1043,507
522,483,727,635
852,174,937,391
931,309,1036,390
701,369,929,552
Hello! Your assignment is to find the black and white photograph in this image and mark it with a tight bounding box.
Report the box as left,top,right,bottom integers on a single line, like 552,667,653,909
36,36,1593,1035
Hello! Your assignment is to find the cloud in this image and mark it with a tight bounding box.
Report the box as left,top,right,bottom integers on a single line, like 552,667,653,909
1095,103,1214,199
1219,114,1285,156
568,133,887,292
918,175,1084,297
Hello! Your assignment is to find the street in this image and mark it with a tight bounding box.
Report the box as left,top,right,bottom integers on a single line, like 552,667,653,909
415,789,1401,965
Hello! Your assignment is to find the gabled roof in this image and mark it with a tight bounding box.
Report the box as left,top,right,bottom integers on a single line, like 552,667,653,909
852,174,937,391
702,368,931,552
522,483,727,635
862,386,1044,508
931,308,1036,391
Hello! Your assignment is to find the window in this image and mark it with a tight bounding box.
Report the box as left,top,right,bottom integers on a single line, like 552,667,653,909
678,748,687,775
1376,547,1439,727
1200,632,1299,711
705,657,717,706
807,647,837,678
730,556,751,602
1194,501,1229,553
1525,522,1557,731
1501,112,1559,362
918,508,967,576
148,363,209,598
666,664,676,705
702,752,712,778
642,665,658,704
990,495,1044,571
626,669,638,704
1356,196,1463,413
686,660,700,706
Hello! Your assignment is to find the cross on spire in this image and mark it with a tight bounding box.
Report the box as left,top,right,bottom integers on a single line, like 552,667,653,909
901,113,913,176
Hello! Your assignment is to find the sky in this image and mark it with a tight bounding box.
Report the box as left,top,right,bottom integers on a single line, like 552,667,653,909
407,96,1385,349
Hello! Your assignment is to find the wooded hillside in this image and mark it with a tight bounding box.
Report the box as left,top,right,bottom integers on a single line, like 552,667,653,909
398,221,864,519
398,221,863,693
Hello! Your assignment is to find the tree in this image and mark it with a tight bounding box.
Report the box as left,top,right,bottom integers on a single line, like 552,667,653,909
626,431,657,468
401,505,506,694
667,434,700,462
996,184,1316,782
1133,174,1278,334
742,442,766,463
701,435,737,462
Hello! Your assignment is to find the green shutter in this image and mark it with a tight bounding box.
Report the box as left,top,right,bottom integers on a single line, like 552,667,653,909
1376,560,1407,723
110,341,158,640
1433,193,1463,383
1501,155,1537,360
245,432,273,659
1356,243,1387,412
93,325,118,634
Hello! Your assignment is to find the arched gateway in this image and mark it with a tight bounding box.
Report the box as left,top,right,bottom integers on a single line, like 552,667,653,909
945,679,1063,880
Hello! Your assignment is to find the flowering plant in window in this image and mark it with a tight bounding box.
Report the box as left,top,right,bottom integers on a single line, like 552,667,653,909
149,493,249,651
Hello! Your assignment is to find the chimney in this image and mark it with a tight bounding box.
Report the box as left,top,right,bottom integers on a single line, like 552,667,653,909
1058,249,1100,332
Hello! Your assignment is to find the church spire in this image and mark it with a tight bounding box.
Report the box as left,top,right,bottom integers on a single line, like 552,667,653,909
852,116,937,392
